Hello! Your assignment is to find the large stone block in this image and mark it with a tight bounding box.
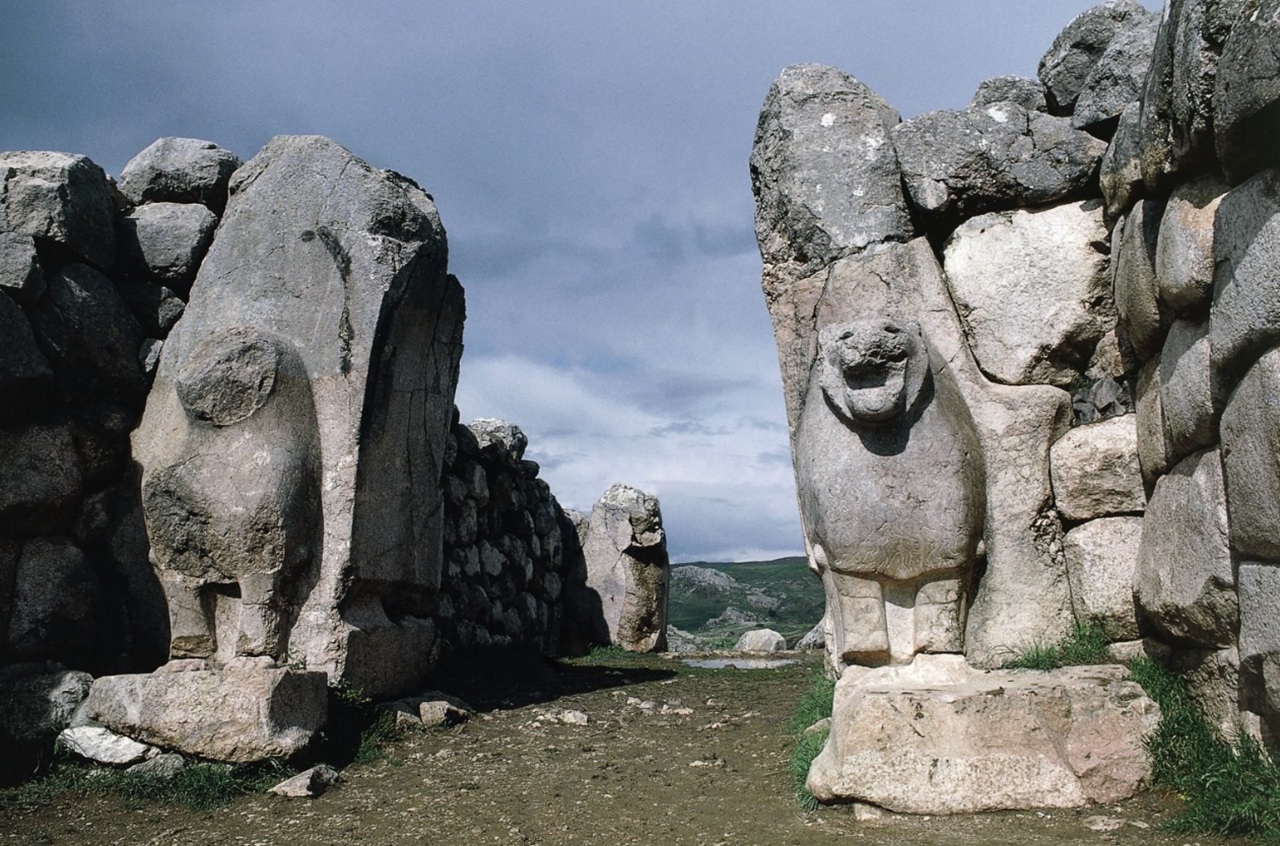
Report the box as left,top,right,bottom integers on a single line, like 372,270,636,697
1156,175,1228,316
580,484,669,652
7,538,98,662
1071,10,1161,133
750,64,910,271
1100,102,1144,216
0,151,115,268
1214,0,1280,184
1064,517,1143,641
1221,348,1280,562
1113,199,1171,360
1050,416,1145,522
0,426,82,535
117,201,218,292
0,294,53,423
1159,318,1216,462
1039,0,1156,113
117,137,242,213
1238,563,1280,723
1210,169,1280,393
892,105,1105,223
943,202,1112,388
132,135,465,698
28,263,146,403
808,655,1157,813
81,661,327,763
1134,448,1236,647
969,76,1046,112
1134,356,1172,486
0,231,45,305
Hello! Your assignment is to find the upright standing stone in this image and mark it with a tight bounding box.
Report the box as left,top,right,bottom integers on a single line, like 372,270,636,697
580,484,669,652
133,135,465,699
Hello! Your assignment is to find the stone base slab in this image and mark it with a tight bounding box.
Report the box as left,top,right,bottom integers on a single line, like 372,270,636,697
78,659,327,763
808,654,1158,814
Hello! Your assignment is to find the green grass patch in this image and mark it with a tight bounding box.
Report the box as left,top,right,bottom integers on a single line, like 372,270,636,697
1004,620,1112,670
0,755,292,812
1129,658,1280,840
787,667,836,811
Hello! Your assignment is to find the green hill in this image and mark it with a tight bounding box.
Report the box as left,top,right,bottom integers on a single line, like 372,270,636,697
668,556,824,649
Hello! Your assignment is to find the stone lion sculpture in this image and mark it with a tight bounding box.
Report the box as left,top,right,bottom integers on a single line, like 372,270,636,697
795,317,985,670
141,327,322,663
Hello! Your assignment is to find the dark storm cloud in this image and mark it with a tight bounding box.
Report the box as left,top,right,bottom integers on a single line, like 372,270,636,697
1,1,1158,559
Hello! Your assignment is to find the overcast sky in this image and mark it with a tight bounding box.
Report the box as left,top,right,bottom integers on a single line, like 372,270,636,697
1,2,1147,562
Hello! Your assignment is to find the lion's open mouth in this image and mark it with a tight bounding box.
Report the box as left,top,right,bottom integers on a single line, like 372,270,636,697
841,360,906,421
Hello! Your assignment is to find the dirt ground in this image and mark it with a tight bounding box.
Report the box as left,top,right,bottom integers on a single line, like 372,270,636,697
0,651,1250,846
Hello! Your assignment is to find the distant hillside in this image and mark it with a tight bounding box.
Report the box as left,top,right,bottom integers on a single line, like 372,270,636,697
667,556,823,649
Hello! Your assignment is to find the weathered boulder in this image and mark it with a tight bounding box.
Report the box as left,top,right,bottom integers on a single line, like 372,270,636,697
1039,0,1156,113
808,655,1157,813
0,231,45,305
269,764,341,798
1099,102,1145,215
943,201,1112,387
1113,200,1171,360
734,628,786,653
1210,169,1280,392
1050,415,1145,522
1072,11,1161,133
1166,645,1243,736
115,278,186,337
892,105,1106,222
1064,517,1143,640
1220,348,1280,562
1139,0,1244,191
131,135,465,698
1134,448,1237,647
117,201,218,291
117,137,242,213
1238,563,1280,722
1071,377,1132,424
0,296,53,422
580,484,669,652
6,538,97,662
0,424,84,534
1159,318,1215,462
28,263,146,403
58,726,153,766
970,76,1047,112
380,691,473,729
1134,356,1173,486
0,665,91,744
81,660,327,763
1156,175,1228,315
0,151,115,268
1214,0,1280,183
750,64,910,271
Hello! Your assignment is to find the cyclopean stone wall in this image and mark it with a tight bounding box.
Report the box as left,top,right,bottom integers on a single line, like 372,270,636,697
752,0,1280,807
0,134,668,774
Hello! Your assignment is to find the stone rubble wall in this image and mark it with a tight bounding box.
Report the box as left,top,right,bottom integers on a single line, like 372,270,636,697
753,0,1280,743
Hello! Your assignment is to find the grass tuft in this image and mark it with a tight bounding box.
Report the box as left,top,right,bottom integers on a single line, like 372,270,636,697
1005,620,1111,670
787,667,836,810
1128,657,1280,840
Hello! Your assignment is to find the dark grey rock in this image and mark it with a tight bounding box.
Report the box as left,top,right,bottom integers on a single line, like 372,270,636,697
1209,169,1280,393
28,263,146,403
1221,348,1280,562
116,278,186,337
1072,12,1160,133
0,293,53,421
750,64,911,270
0,232,45,305
1134,448,1237,647
1113,199,1171,360
1215,0,1280,183
7,537,98,662
0,425,82,535
1039,0,1156,113
117,201,217,292
1156,175,1229,315
0,665,92,742
117,138,242,213
0,151,115,269
892,104,1106,221
1100,102,1145,216
1158,318,1215,463
970,76,1047,112
1072,377,1133,424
